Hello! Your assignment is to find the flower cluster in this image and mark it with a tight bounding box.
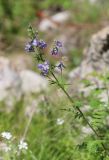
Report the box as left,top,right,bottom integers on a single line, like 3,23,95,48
57,61,65,71
57,118,64,125
1,131,28,153
38,61,49,76
25,37,47,53
1,132,12,140
25,27,65,76
51,40,62,56
18,140,28,150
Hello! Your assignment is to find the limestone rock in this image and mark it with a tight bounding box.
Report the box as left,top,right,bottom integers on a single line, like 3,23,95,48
19,70,48,94
0,57,48,110
69,27,109,96
39,11,70,31
0,57,22,108
70,27,109,79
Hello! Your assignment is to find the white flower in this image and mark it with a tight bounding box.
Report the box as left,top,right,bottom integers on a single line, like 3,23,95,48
1,132,12,140
57,118,64,125
18,140,28,150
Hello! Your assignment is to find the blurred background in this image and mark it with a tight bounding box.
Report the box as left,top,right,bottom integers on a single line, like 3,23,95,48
0,0,109,159
1,0,109,69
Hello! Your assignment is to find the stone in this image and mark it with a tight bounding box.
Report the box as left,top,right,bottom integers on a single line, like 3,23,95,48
69,27,109,98
19,70,48,95
84,27,109,71
0,57,22,108
0,57,48,110
70,27,109,80
39,11,70,31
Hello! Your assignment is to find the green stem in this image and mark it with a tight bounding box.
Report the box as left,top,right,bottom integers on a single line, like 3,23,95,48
51,71,107,153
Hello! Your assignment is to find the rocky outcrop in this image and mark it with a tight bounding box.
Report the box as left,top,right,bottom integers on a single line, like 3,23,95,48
0,57,48,109
19,70,48,95
69,27,109,79
69,27,109,98
39,11,70,31
0,57,22,108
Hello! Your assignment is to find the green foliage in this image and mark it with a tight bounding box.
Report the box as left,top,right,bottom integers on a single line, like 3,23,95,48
71,0,101,23
0,0,36,41
40,0,73,9
1,80,109,160
1,0,109,159
1,0,109,37
69,48,82,68
91,109,106,129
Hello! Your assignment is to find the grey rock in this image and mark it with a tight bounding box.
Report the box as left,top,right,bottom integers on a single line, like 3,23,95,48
0,57,48,110
19,70,48,95
39,11,70,31
69,27,109,98
70,27,109,79
0,57,22,108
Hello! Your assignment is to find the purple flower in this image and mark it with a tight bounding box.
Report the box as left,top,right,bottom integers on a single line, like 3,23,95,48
55,40,62,48
57,62,65,70
38,40,47,49
25,38,47,52
32,39,39,47
51,47,59,55
38,61,49,75
25,43,34,52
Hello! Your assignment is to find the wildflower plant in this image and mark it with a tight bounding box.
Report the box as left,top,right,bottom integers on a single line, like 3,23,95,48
0,131,28,159
1,132,12,140
25,25,109,159
57,118,64,125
